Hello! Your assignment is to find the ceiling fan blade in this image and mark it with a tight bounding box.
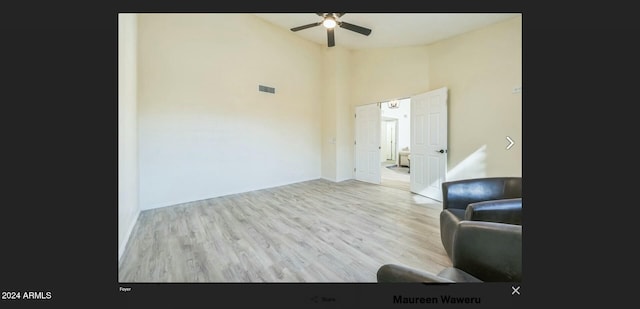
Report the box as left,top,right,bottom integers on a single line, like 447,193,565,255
291,22,321,32
327,28,335,47
336,13,345,17
339,21,372,36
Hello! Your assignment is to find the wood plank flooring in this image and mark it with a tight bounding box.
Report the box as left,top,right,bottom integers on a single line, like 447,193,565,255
118,179,451,282
380,160,410,192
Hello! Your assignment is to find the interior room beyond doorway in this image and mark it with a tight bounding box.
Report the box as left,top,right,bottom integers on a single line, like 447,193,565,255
379,98,410,192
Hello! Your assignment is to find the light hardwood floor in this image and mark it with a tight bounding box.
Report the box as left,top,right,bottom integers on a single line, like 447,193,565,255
380,160,410,192
118,179,451,282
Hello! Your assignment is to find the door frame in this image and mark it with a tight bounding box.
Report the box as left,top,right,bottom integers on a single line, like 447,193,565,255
353,89,447,200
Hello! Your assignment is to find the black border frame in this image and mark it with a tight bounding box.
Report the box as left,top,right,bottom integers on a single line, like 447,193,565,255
5,0,627,307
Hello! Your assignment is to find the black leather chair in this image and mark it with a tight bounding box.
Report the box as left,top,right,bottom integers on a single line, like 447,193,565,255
376,177,523,283
377,220,522,282
440,177,522,258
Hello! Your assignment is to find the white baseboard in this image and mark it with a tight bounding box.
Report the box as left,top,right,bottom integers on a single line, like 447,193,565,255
140,177,324,211
321,176,355,183
335,176,354,183
118,209,140,265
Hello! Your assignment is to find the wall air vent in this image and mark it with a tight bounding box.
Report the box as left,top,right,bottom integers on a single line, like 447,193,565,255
258,85,275,94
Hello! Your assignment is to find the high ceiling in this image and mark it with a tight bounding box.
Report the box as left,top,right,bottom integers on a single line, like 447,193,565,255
253,13,521,50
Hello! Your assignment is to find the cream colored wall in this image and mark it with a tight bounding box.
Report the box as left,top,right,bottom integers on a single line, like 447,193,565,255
351,46,431,105
428,16,522,179
321,46,354,182
335,47,355,182
347,16,522,180
137,14,323,210
118,13,139,261
321,49,337,181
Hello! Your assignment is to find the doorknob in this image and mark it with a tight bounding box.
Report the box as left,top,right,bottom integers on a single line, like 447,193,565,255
436,149,447,153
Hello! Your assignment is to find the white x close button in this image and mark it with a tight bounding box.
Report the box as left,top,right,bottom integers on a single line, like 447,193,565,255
512,286,520,295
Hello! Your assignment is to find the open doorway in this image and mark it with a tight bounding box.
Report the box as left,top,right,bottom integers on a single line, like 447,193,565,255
379,98,411,191
355,88,448,200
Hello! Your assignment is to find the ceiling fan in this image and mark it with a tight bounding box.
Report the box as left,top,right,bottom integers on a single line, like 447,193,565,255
290,13,372,47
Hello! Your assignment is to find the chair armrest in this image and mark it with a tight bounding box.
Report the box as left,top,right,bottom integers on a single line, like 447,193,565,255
452,221,522,282
441,177,522,210
377,264,455,283
465,198,522,225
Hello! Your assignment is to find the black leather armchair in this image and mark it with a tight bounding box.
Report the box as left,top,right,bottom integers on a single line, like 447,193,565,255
376,177,523,283
377,220,522,282
440,177,522,258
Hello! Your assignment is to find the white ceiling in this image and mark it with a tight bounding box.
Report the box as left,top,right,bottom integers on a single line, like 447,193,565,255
253,13,521,50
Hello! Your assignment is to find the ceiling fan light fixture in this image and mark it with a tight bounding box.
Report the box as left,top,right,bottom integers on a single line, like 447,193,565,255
290,13,371,47
322,17,336,29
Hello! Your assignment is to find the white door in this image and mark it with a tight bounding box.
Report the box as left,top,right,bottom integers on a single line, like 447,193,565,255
387,121,396,161
381,120,395,161
355,103,381,184
380,121,389,162
410,87,448,201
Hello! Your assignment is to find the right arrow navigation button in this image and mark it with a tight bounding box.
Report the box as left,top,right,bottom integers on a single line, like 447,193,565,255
506,136,515,150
